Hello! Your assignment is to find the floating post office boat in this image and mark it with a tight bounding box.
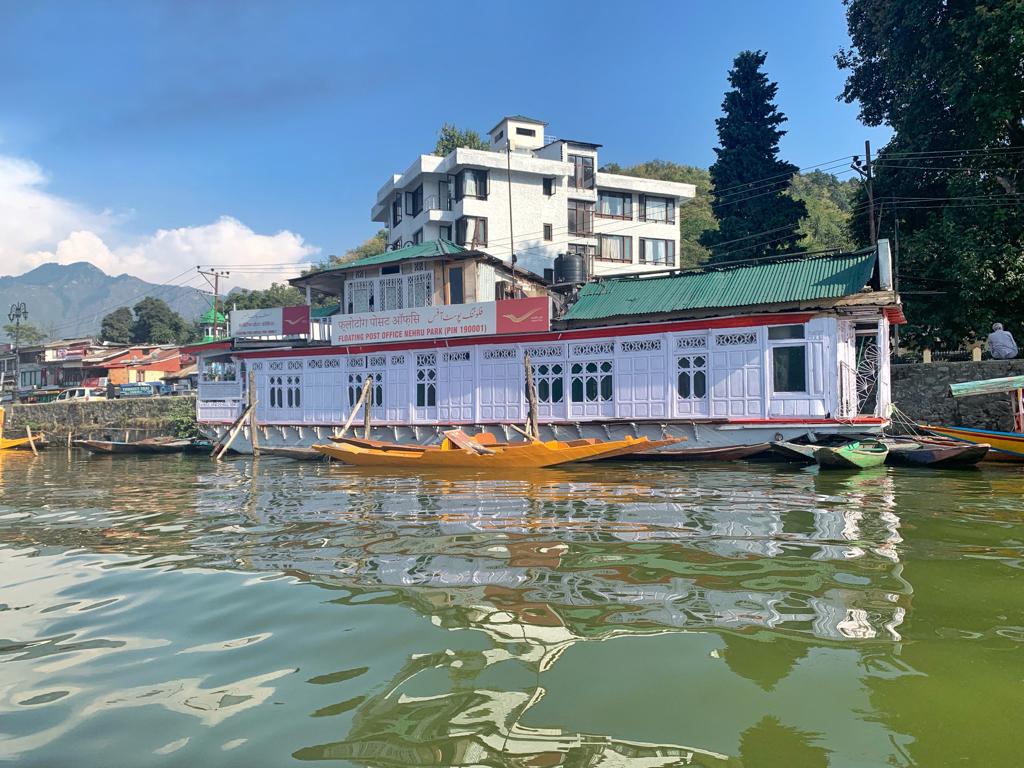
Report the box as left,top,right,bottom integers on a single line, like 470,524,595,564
814,439,889,469
921,375,1024,462
74,437,193,455
187,242,903,456
314,430,673,470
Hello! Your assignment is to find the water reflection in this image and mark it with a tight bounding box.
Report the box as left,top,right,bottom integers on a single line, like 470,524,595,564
1,453,1021,765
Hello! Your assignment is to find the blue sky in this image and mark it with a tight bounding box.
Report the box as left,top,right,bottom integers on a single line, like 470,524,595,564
0,0,890,286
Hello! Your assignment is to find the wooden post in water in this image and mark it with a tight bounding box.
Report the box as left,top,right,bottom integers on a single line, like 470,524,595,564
247,370,260,458
523,353,540,441
339,375,373,439
212,403,255,461
25,426,38,456
362,376,373,440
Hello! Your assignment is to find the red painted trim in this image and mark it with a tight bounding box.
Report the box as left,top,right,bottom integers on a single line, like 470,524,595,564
187,341,232,354
229,312,816,360
200,416,887,427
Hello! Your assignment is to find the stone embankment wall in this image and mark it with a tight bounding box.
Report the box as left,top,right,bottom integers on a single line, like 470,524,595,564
891,360,1024,431
4,396,196,440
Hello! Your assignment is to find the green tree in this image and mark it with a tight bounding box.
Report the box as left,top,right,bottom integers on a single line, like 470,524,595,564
3,322,46,345
433,123,488,156
701,50,807,263
99,307,134,344
225,283,306,311
837,0,1024,345
130,297,190,344
601,160,718,268
788,171,858,252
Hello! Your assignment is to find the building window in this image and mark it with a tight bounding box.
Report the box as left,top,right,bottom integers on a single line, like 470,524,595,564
597,234,632,262
567,243,597,258
455,168,488,200
570,360,613,403
448,266,465,304
380,265,400,275
640,194,675,224
516,127,536,137
391,195,402,227
495,130,504,141
543,177,555,196
416,358,437,407
768,324,806,340
348,372,383,408
543,223,553,241
412,228,423,245
772,346,807,393
379,276,404,311
534,363,564,403
597,191,632,219
347,279,375,314
455,216,487,247
406,271,433,308
405,185,423,217
640,238,675,266
677,354,708,399
568,154,595,189
437,179,452,211
439,224,452,241
568,199,594,235
770,325,808,393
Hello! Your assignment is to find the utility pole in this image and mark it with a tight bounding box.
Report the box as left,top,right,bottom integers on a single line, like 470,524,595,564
852,140,876,245
7,302,27,403
506,141,519,296
197,268,230,339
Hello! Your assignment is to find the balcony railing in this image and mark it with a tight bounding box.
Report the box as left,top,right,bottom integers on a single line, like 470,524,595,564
424,194,452,212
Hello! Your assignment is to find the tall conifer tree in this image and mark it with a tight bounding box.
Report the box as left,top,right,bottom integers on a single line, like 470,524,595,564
701,51,806,263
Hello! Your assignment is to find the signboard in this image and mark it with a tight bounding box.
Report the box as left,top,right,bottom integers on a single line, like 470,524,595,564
331,297,550,346
230,305,310,337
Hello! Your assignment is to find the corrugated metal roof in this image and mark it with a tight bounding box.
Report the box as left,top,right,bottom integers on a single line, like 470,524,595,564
562,250,877,322
310,303,340,319
309,240,467,275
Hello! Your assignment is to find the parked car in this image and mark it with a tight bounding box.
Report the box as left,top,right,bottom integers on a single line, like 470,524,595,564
55,387,107,402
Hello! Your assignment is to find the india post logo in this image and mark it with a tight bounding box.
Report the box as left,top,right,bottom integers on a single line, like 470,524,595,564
495,297,549,334
282,305,310,335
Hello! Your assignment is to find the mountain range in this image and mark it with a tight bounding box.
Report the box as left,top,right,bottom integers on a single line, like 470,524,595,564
0,262,215,341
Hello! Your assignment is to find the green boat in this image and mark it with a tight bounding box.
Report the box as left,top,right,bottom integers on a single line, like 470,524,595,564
814,439,889,470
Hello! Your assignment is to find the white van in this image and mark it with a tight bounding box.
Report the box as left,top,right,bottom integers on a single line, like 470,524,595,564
55,387,106,402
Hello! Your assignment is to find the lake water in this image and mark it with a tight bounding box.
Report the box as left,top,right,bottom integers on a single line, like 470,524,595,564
1,450,1022,767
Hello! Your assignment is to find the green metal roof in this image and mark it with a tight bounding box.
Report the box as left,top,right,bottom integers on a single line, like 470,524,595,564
306,240,467,275
199,308,227,323
311,303,340,319
562,250,877,322
950,375,1024,398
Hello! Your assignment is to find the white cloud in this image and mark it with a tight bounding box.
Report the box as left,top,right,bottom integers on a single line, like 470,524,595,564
0,152,319,290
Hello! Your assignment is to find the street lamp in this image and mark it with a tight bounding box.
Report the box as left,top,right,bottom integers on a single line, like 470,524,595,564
8,302,27,403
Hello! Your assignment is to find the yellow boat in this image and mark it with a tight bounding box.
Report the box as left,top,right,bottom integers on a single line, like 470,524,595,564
921,374,1024,462
920,425,1024,463
314,431,677,469
0,406,42,451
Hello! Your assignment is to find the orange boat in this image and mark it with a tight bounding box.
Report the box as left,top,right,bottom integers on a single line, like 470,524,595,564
314,430,679,469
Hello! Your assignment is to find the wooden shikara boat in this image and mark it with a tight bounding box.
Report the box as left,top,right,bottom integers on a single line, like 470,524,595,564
920,374,1024,463
814,440,888,470
920,425,1024,463
74,437,192,455
0,435,34,451
770,440,819,464
258,446,325,461
883,436,990,468
614,442,770,462
0,406,45,451
314,431,671,470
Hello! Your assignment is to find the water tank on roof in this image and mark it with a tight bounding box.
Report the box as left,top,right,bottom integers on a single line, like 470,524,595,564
553,252,587,284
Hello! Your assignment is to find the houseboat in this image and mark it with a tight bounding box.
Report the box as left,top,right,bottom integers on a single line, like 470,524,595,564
190,238,903,452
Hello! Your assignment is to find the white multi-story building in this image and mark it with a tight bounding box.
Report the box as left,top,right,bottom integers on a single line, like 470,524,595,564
370,116,696,279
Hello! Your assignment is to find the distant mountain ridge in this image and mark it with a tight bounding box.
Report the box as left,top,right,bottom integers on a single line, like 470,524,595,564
0,262,214,341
